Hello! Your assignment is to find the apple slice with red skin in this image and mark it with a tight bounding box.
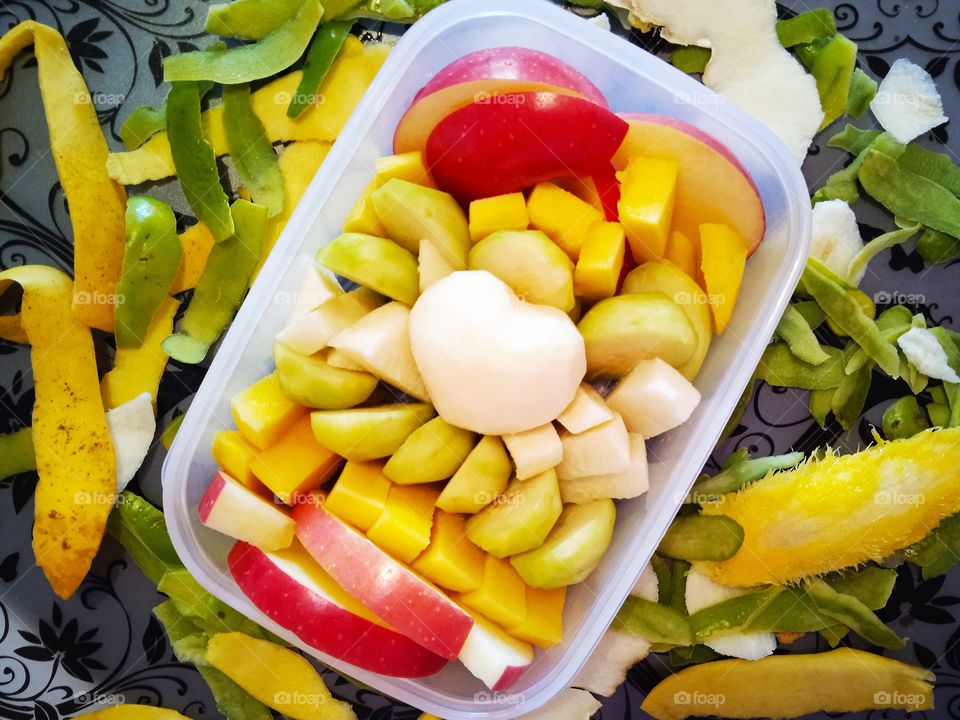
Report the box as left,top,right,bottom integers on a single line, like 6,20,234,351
228,541,447,677
414,47,607,106
294,498,473,660
294,500,534,688
426,93,629,202
613,113,765,255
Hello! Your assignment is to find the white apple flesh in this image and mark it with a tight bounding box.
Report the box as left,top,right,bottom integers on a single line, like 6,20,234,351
408,270,586,435
199,471,295,551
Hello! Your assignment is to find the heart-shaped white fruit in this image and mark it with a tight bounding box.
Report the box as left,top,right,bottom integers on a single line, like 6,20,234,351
409,270,586,435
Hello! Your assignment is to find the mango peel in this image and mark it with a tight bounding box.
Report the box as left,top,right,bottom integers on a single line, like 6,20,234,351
0,265,115,599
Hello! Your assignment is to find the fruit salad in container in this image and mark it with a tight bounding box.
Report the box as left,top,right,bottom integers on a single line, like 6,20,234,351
194,44,767,692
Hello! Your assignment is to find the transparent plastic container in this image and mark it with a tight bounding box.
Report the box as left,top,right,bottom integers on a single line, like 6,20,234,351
162,0,811,717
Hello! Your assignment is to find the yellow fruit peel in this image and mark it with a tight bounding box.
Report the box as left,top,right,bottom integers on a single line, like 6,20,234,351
0,266,115,599
641,648,933,720
205,632,357,720
700,427,960,586
0,22,127,331
107,37,388,185
77,706,191,720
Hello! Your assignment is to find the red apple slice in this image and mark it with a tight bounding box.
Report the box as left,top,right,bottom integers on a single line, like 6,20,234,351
414,47,607,106
394,79,585,156
613,113,766,255
228,540,447,677
426,93,629,202
199,471,294,551
460,612,534,691
294,500,473,660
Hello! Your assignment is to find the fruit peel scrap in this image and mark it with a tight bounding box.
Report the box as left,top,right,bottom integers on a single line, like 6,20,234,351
0,265,115,599
627,0,823,163
0,22,127,331
871,58,948,144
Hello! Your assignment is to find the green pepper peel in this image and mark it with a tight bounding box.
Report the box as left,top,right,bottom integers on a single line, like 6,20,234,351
882,396,930,440
658,515,744,562
614,597,694,647
777,9,837,47
759,342,846,390
288,20,354,119
162,199,268,364
205,0,302,40
687,588,783,642
805,578,905,648
167,81,235,243
164,0,322,84
776,304,830,365
223,83,284,217
846,67,877,118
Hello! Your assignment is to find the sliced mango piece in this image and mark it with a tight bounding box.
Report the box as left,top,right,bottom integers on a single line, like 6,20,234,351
250,414,342,504
508,586,566,648
212,430,263,491
665,229,698,280
574,221,626,301
641,648,933,720
617,157,678,263
384,416,477,484
231,372,306,449
375,151,435,188
469,192,529,242
412,510,486,593
366,483,439,563
324,459,391,531
699,223,748,334
436,435,513,514
205,632,356,720
527,181,604,260
459,554,527,629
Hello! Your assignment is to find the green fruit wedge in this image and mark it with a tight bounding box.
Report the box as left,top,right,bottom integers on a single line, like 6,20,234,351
310,404,435,461
273,341,378,410
622,260,713,380
436,435,513,514
510,498,616,588
383,416,477,484
468,229,575,312
578,293,698,377
371,178,470,268
317,232,419,305
465,469,562,558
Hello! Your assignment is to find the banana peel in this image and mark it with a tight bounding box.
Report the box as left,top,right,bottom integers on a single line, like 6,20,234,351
641,648,933,720
107,37,388,185
0,22,127,332
699,427,960,586
0,265,115,599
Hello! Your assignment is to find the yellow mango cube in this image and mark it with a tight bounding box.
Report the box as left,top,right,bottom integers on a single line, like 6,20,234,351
458,554,527,629
412,510,486,592
699,223,748,335
366,483,439,562
468,192,529,242
343,180,387,237
665,229,699,280
212,430,263,491
250,415,343,504
527,182,604,260
574,221,626,301
617,157,678,263
508,586,566,648
231,373,306,450
375,151,436,188
324,459,391,531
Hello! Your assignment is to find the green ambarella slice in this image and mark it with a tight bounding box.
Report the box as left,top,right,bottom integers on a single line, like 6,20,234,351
222,83,284,217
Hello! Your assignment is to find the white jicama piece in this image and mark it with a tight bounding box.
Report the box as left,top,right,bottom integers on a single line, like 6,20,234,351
606,358,701,438
275,288,382,355
516,688,602,720
628,0,823,163
106,392,156,492
328,301,430,401
808,200,865,283
409,271,586,435
871,59,948,144
557,413,631,481
685,569,776,661
559,433,648,504
898,327,960,383
502,423,563,480
573,629,652,696
325,347,367,372
556,383,614,434
286,255,341,319
631,562,659,602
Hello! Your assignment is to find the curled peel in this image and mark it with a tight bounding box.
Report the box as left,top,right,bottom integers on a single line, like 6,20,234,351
0,265,115,599
0,22,127,331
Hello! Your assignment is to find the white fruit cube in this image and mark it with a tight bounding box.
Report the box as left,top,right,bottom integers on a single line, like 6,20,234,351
606,357,701,438
502,423,563,480
558,433,648,504
556,412,630,481
275,288,382,355
556,383,614,434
